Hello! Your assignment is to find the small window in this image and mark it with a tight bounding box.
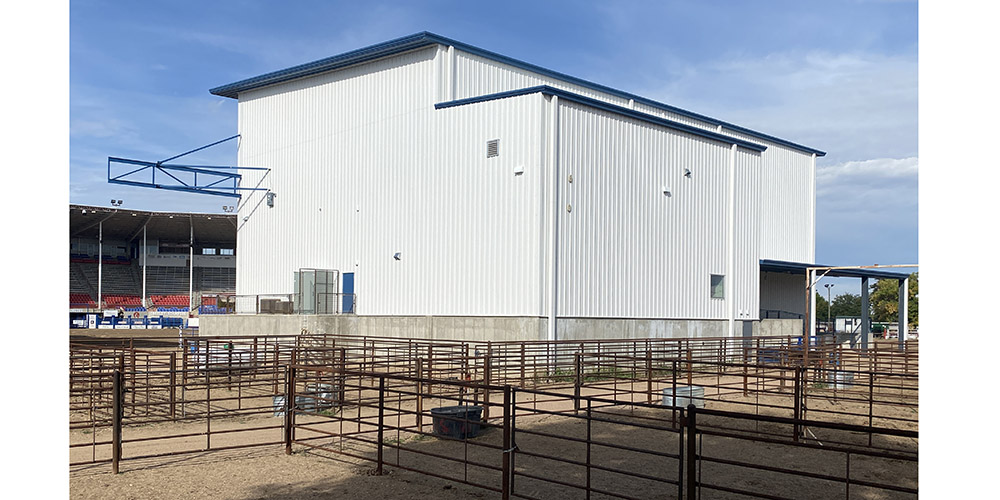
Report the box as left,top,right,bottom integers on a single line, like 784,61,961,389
202,248,217,255
486,139,499,158
220,248,234,256
711,275,725,299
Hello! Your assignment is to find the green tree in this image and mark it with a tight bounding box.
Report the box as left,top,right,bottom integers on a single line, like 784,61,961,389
829,293,863,320
814,292,830,321
869,272,919,328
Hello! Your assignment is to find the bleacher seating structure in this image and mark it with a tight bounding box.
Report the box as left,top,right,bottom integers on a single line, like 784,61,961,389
70,293,96,308
69,259,235,310
151,294,190,307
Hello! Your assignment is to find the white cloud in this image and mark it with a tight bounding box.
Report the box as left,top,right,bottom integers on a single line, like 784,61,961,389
817,156,917,214
817,157,918,188
637,49,917,164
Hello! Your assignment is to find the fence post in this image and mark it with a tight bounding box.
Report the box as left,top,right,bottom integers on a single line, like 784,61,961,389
793,367,802,442
112,369,123,474
686,404,697,500
742,347,748,397
586,398,593,499
671,360,678,428
376,375,385,475
510,386,518,494
502,385,512,500
484,354,492,421
520,344,526,388
338,348,347,405
427,345,434,395
169,352,176,419
686,349,693,387
416,357,424,433
284,365,294,455
646,349,653,405
574,352,582,412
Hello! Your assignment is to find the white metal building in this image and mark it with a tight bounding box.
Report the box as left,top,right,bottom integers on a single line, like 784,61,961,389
205,32,827,340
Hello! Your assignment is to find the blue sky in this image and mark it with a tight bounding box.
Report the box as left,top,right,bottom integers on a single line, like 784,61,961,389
69,0,919,296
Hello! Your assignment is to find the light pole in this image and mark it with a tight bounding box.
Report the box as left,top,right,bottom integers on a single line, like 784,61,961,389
824,283,835,330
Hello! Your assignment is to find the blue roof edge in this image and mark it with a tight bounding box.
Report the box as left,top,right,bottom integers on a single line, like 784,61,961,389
759,259,912,280
436,86,768,153
210,31,825,157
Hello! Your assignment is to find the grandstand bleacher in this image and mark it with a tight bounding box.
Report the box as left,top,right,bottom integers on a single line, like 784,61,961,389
69,204,236,321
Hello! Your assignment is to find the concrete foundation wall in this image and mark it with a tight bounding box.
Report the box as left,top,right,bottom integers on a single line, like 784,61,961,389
201,315,765,342
758,319,803,337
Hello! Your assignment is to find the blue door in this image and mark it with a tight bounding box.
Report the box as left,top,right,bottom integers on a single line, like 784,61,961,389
342,273,355,313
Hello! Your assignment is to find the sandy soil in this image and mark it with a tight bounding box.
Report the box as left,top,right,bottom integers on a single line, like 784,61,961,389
70,333,917,499
71,386,916,500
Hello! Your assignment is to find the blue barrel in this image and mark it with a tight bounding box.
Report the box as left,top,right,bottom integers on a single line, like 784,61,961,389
430,405,483,439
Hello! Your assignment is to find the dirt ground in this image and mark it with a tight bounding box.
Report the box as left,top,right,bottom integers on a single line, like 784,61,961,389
70,332,917,499
70,390,917,500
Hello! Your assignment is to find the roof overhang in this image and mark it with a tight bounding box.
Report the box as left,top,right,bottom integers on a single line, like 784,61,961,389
759,259,911,280
437,86,767,153
209,31,825,157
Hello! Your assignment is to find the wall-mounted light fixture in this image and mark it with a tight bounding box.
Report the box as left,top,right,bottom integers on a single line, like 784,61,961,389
393,252,401,261
684,168,692,178
661,186,672,197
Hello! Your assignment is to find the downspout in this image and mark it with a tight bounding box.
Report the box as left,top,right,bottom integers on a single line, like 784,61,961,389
547,95,560,342
727,143,737,338
189,224,194,312
447,45,456,101
142,225,147,309
810,153,817,262
98,220,103,309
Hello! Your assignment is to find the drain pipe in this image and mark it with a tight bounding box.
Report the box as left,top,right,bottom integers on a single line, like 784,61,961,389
727,143,736,338
546,95,560,342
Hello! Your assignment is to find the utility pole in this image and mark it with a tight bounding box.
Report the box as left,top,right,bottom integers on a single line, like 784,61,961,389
824,283,835,331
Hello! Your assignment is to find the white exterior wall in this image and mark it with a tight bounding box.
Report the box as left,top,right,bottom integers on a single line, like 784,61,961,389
759,271,807,317
236,47,546,316
553,100,760,319
233,42,813,321
451,48,815,265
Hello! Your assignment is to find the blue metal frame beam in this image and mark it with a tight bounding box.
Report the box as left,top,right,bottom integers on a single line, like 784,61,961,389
106,135,269,199
108,157,268,199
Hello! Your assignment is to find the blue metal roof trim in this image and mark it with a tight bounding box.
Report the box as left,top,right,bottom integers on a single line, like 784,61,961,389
210,31,824,157
436,86,768,153
208,32,435,98
759,259,911,280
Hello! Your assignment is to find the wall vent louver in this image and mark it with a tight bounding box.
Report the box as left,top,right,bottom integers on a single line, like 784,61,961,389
486,139,499,158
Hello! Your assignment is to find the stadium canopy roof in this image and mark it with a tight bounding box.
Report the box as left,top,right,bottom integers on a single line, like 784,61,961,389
759,259,911,280
70,204,236,245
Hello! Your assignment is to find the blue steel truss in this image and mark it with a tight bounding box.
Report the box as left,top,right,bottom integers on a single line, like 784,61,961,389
107,135,268,198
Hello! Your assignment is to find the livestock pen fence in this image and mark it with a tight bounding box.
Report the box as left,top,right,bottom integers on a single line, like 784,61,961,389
69,334,918,498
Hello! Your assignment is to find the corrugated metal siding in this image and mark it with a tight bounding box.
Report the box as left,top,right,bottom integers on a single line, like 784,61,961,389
237,47,545,316
236,47,439,311
753,146,815,263
759,271,806,317
453,48,815,265
734,148,761,320
235,43,811,319
554,100,758,319
454,51,631,107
